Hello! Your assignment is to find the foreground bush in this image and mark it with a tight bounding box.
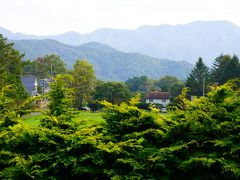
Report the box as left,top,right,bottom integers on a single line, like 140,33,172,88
0,81,240,179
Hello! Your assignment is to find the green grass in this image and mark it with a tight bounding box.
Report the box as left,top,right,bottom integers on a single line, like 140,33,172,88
22,111,105,128
73,111,105,127
22,112,44,127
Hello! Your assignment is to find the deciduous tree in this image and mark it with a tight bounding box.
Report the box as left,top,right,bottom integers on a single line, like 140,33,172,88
0,34,27,99
23,54,67,78
72,60,96,109
125,76,148,93
93,81,131,104
155,76,185,99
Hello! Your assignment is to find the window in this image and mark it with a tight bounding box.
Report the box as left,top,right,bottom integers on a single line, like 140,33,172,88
162,99,166,102
149,99,153,102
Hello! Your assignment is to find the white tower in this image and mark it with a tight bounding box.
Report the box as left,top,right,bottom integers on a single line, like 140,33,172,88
31,78,38,96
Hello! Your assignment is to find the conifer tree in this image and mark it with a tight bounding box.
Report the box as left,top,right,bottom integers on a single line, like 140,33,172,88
211,54,240,84
185,57,211,96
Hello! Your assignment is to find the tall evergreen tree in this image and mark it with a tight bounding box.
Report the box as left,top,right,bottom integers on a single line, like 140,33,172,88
211,54,240,85
0,34,27,99
49,74,73,116
185,57,210,96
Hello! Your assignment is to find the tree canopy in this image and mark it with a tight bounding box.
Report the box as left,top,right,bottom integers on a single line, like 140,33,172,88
186,57,211,96
23,54,67,78
49,74,73,116
125,76,149,93
72,60,96,109
93,81,131,104
155,75,185,99
211,54,240,85
0,34,28,100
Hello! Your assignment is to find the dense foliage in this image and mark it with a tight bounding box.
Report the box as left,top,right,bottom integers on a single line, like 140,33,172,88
48,74,73,116
93,81,131,104
23,54,67,78
211,54,240,85
155,75,185,99
72,60,96,109
185,58,211,96
125,76,149,93
186,55,240,96
0,34,28,100
0,80,240,179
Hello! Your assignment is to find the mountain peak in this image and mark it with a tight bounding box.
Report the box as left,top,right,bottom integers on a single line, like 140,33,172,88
61,31,81,36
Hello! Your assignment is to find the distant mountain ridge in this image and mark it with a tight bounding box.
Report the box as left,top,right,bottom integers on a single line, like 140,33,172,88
12,39,192,81
1,20,240,64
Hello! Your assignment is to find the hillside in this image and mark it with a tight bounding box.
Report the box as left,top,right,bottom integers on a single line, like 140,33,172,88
2,20,240,64
12,39,192,81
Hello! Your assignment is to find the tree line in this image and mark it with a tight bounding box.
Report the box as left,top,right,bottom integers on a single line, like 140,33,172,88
1,33,240,110
22,52,185,109
186,56,240,96
23,54,240,110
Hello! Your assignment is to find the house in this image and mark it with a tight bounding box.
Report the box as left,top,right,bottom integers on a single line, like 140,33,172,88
21,75,36,95
145,91,171,106
21,76,51,96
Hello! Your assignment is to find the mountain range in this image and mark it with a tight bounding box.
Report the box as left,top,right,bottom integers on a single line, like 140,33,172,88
1,20,240,65
12,39,192,81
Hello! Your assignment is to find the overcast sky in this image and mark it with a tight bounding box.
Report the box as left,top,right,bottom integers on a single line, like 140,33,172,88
0,0,239,35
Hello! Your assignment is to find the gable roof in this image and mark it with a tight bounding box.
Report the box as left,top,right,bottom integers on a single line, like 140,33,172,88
146,91,170,99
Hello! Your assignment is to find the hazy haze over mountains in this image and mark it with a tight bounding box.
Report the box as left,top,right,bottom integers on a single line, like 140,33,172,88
1,20,240,65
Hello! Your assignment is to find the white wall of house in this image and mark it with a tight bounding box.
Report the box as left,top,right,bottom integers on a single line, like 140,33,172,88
146,99,170,106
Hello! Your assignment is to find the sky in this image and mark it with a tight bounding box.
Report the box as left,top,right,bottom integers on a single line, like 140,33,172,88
0,0,239,35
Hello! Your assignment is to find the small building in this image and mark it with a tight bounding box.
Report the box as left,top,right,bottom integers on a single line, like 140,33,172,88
145,91,171,106
21,75,36,95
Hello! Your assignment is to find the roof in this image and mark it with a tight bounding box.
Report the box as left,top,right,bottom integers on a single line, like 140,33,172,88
146,91,170,99
21,76,35,94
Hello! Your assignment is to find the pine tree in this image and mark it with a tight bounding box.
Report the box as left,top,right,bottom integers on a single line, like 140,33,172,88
49,74,73,116
185,57,210,96
211,54,240,85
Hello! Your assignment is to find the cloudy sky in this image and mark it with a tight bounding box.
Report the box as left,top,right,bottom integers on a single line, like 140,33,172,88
0,0,239,35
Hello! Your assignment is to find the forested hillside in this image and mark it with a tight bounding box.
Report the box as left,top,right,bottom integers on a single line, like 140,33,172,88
13,39,192,80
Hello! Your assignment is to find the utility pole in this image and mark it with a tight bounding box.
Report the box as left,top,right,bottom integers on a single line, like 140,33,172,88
50,64,53,82
42,83,45,102
203,75,205,97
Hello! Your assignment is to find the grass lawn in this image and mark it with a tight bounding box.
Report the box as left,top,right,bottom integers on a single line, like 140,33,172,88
73,111,106,127
22,112,45,127
22,111,105,128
